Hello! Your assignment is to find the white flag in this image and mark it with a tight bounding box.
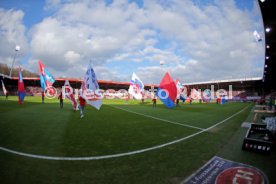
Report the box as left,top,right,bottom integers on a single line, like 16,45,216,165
191,88,201,100
1,80,7,95
128,72,144,100
253,30,262,42
175,79,184,99
81,64,102,110
63,80,77,110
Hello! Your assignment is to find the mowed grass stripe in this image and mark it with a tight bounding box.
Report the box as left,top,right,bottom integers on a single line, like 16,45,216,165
112,101,251,129
108,104,204,130
0,97,197,156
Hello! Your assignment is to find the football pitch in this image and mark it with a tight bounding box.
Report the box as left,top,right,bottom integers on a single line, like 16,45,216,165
0,96,275,183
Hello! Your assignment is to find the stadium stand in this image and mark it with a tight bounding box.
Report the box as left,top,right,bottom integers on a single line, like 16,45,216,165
0,75,157,98
0,75,268,101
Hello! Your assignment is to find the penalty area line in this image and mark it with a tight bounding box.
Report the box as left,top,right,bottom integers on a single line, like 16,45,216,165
0,105,250,161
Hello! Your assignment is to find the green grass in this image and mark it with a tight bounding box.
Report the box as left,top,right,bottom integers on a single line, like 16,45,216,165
0,96,275,184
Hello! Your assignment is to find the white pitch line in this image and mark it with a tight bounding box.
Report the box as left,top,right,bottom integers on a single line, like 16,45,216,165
108,105,204,131
0,105,250,161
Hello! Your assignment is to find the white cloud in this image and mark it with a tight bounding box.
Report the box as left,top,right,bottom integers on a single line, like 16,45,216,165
94,66,128,82
44,0,61,11
64,50,81,64
0,8,28,68
140,0,264,83
27,1,147,75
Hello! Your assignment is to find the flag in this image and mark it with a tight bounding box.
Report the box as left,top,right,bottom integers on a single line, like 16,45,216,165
176,79,186,100
175,79,183,97
191,88,201,100
18,67,25,104
1,80,7,95
81,64,102,110
221,96,226,105
63,80,77,110
253,30,262,42
128,72,144,100
38,60,55,91
180,95,186,102
156,72,177,109
203,89,212,102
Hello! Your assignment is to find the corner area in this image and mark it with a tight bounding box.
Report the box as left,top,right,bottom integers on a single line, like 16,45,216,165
217,104,276,183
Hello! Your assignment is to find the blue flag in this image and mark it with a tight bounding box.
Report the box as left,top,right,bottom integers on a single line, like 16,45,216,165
38,61,55,91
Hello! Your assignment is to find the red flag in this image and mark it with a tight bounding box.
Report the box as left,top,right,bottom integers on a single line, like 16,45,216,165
18,67,25,104
156,72,177,108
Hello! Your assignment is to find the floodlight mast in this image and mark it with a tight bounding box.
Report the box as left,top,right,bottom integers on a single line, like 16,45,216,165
9,45,20,77
160,60,165,72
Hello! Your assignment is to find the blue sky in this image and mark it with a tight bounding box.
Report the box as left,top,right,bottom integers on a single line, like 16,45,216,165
0,0,45,27
0,0,265,84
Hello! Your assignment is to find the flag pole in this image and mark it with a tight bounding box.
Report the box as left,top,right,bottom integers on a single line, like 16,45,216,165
9,45,20,78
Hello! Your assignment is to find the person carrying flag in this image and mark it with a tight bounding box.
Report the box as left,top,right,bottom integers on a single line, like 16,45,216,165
152,96,157,108
78,94,86,118
58,92,63,109
41,91,45,104
189,98,193,105
5,91,8,100
176,98,180,106
141,94,145,104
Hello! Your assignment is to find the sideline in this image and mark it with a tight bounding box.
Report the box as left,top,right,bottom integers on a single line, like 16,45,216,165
0,105,250,161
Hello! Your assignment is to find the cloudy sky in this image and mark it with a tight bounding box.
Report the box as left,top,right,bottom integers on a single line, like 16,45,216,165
0,0,265,84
